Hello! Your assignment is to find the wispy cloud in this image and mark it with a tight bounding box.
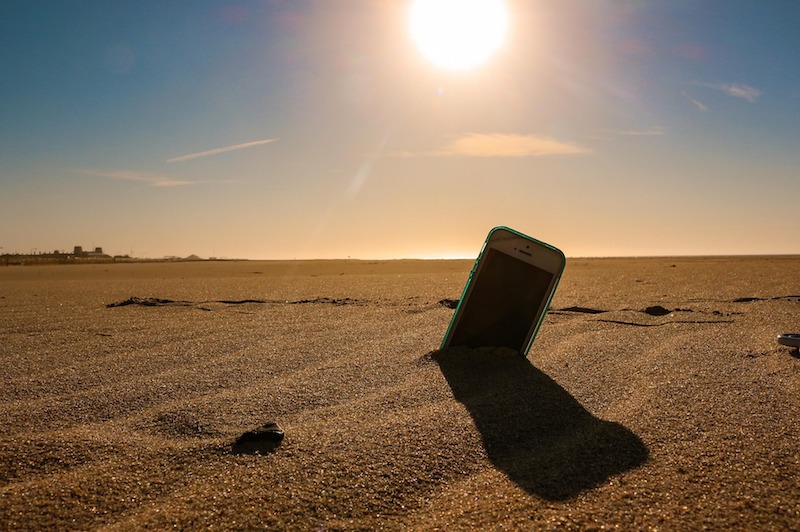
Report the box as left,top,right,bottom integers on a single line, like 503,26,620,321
683,91,708,111
393,133,590,158
80,168,233,187
167,138,278,163
702,83,762,102
612,127,665,137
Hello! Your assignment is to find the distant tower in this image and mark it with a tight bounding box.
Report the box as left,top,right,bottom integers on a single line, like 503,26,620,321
74,246,83,255
94,247,103,254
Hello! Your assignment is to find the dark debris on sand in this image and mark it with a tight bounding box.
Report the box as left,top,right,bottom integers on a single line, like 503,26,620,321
106,297,193,308
232,422,285,455
642,305,672,316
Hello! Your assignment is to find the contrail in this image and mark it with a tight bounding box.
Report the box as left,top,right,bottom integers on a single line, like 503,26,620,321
79,168,234,187
168,138,278,163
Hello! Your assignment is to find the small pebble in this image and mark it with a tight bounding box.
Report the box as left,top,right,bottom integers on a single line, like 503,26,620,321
233,422,284,454
643,305,671,317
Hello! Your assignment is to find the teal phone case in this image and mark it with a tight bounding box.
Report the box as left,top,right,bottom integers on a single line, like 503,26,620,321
440,226,566,355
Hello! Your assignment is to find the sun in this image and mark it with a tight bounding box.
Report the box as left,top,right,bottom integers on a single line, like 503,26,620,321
410,0,508,70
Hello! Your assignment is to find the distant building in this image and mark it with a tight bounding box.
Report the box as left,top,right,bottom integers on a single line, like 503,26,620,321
73,246,108,258
1,245,112,266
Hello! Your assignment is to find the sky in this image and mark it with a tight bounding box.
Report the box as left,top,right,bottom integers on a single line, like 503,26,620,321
1,0,799,259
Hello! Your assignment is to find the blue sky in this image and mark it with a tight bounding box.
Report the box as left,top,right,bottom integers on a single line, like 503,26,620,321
2,1,798,259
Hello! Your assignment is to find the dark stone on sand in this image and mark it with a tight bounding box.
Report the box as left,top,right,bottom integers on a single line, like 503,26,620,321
438,298,459,309
236,422,284,444
561,306,606,314
292,297,358,306
106,297,190,308
232,422,284,454
643,305,672,316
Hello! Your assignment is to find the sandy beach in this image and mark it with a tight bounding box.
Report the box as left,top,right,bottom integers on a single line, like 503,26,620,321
1,257,798,529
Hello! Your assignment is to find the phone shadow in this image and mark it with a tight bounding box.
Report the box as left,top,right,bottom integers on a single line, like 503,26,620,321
431,347,649,501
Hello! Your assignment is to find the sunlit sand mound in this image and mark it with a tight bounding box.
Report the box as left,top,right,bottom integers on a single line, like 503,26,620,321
1,257,798,529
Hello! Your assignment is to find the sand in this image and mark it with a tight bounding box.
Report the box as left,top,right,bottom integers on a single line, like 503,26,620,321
1,257,798,529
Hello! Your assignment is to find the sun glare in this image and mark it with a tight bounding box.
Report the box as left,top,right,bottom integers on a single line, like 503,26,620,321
410,0,508,70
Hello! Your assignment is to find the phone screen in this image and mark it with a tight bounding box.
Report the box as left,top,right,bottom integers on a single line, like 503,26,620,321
449,248,554,352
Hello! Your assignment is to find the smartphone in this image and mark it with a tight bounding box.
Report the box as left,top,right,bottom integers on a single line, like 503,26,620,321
441,226,566,356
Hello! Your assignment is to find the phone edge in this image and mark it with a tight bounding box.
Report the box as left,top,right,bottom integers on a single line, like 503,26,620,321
439,227,497,350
